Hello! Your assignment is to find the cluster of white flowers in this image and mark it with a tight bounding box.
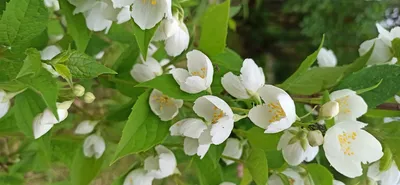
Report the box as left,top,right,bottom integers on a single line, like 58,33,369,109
123,145,177,185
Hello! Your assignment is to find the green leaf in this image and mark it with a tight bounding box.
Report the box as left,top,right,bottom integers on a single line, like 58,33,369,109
335,65,400,108
136,74,206,101
239,168,253,185
245,127,281,151
211,48,243,72
343,44,374,75
198,0,230,56
392,38,400,59
16,48,42,78
0,58,22,82
17,69,59,120
111,90,169,163
0,173,24,185
54,63,73,87
113,43,140,73
59,0,91,52
0,108,18,134
132,21,159,61
306,164,333,185
0,0,48,52
245,148,268,185
280,35,325,90
194,154,223,185
51,138,80,167
71,147,105,185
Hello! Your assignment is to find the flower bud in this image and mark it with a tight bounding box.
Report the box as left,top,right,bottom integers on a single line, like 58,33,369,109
320,101,339,118
73,84,85,97
84,92,95,104
307,130,324,147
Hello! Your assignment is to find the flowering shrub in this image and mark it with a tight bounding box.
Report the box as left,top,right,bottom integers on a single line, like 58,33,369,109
0,0,400,185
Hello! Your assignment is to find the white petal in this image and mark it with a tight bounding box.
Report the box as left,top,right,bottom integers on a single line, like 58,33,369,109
117,6,131,24
282,142,306,166
44,0,60,10
219,182,236,185
186,50,214,87
282,169,304,185
376,23,393,46
367,162,382,181
240,59,265,93
70,0,96,14
153,18,179,41
221,72,250,99
40,45,61,60
171,68,190,86
0,101,10,119
193,95,234,123
325,152,363,178
131,57,162,82
83,135,106,159
131,0,170,30
181,76,208,94
333,180,345,185
222,138,243,165
154,145,177,179
330,89,367,120
165,23,189,57
169,118,207,138
74,120,97,135
317,47,337,67
268,174,284,185
277,129,296,150
42,63,60,77
112,0,135,8
381,162,400,185
33,113,54,139
359,38,393,65
304,146,319,162
149,89,181,121
184,137,199,156
352,130,383,163
84,2,113,32
123,168,154,185
395,95,400,104
210,116,234,144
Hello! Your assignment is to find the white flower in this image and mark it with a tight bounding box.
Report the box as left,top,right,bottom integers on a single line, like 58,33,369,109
323,120,383,178
221,59,265,99
170,118,211,159
317,47,337,67
395,95,400,104
376,24,400,47
153,17,190,57
193,95,234,144
268,168,304,185
329,89,368,121
144,145,177,179
74,120,99,135
171,50,213,94
117,6,131,24
83,1,113,32
277,127,318,166
131,57,163,83
248,85,296,133
33,101,73,139
359,38,393,65
42,63,60,78
83,134,106,159
219,182,236,185
149,89,183,121
333,180,345,185
112,0,134,8
221,138,243,165
0,90,11,119
368,161,400,185
44,0,60,11
123,168,154,185
68,0,96,14
41,45,61,60
131,0,172,30
320,101,340,118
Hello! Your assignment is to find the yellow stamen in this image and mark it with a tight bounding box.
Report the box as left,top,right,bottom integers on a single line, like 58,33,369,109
336,96,351,114
338,131,357,156
153,95,172,111
211,106,225,124
191,67,206,78
289,178,295,185
151,0,156,5
267,102,286,123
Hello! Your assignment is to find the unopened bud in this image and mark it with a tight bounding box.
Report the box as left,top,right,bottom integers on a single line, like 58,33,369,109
307,130,324,147
73,84,85,97
320,101,339,118
84,92,95,103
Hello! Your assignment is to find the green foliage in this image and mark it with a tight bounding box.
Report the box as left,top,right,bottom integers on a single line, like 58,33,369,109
112,90,169,163
0,0,48,52
245,148,268,185
392,38,400,59
211,48,243,72
245,127,281,151
16,48,42,78
336,65,400,108
306,164,333,185
132,21,159,61
194,154,224,185
71,147,105,185
369,122,400,169
199,0,230,56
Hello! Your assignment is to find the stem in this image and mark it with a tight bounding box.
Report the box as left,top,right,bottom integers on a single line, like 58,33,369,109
231,107,250,113
299,105,318,119
221,155,243,163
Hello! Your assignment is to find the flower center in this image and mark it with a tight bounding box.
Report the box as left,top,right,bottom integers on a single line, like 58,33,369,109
338,131,357,156
191,67,206,78
153,95,172,111
289,178,295,185
212,106,224,124
267,102,286,123
142,0,157,5
336,96,351,114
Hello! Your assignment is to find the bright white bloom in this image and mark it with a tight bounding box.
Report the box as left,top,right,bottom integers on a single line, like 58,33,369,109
95,51,105,60
359,38,393,65
277,127,318,166
68,0,96,14
41,45,61,60
84,92,96,103
219,182,236,185
368,161,400,185
323,120,383,178
144,145,177,179
376,24,400,47
170,118,210,159
248,85,296,133
117,6,131,24
268,168,304,185
123,168,154,185
0,90,11,119
112,0,134,8
222,59,265,99
320,101,340,118
131,0,172,30
333,180,345,185
44,0,60,11
221,138,243,165
83,1,113,32
153,18,179,41
193,96,234,144
171,50,213,94
83,134,106,159
317,47,337,67
42,63,60,77
329,89,368,121
395,95,400,104
149,89,183,121
130,57,163,83
74,120,99,135
33,101,73,139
